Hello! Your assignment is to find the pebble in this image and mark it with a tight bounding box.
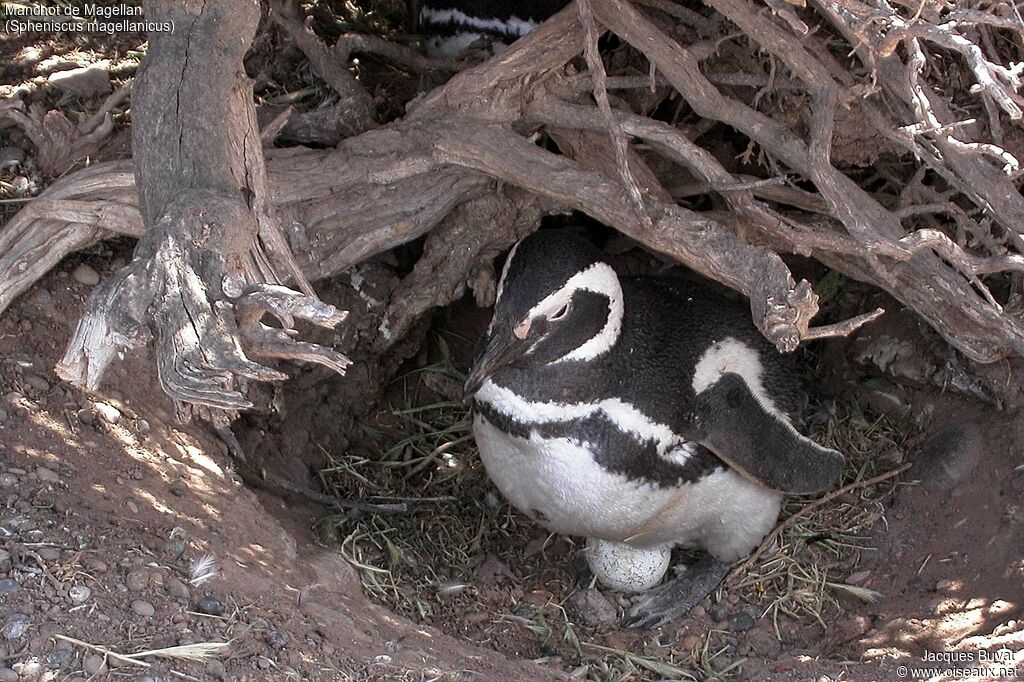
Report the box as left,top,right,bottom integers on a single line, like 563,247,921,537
131,599,156,617
0,549,10,571
205,660,227,679
36,467,60,484
564,588,618,628
196,595,225,616
69,585,91,603
77,408,96,425
727,611,756,632
126,569,150,591
0,473,17,487
0,579,19,597
137,418,151,434
10,176,29,194
84,557,108,573
167,577,190,600
910,424,983,491
71,263,101,286
747,628,782,658
94,402,122,424
266,630,288,649
2,613,29,640
83,654,105,676
846,570,871,585
0,669,17,682
24,374,50,393
679,633,703,651
45,648,74,669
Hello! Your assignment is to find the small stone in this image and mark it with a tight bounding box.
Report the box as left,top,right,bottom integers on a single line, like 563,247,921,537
0,579,19,597
0,473,16,487
166,578,189,601
195,595,225,616
25,374,50,393
205,660,226,679
2,613,29,640
131,599,155,617
727,612,756,632
565,588,618,628
48,64,112,98
77,408,96,425
265,630,288,649
71,263,101,286
83,654,105,675
846,570,870,585
10,176,29,194
45,647,74,669
747,628,782,658
679,633,703,651
258,656,273,669
126,569,149,591
0,549,10,571
910,424,983,492
0,668,17,682
137,419,151,434
84,557,108,573
69,585,91,603
93,402,121,424
36,467,60,484
126,500,139,514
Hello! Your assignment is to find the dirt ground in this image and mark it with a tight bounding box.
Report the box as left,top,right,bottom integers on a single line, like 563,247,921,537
0,248,1021,681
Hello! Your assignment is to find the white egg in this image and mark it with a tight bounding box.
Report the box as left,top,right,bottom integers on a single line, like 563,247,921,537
585,538,672,592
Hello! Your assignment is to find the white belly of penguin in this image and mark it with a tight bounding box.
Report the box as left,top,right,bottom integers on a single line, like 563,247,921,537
473,414,783,557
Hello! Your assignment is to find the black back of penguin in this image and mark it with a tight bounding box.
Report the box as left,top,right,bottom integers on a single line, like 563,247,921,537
421,0,569,56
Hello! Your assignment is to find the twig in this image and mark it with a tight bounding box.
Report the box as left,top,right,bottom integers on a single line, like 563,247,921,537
577,0,652,230
802,307,886,340
53,634,149,668
54,634,230,666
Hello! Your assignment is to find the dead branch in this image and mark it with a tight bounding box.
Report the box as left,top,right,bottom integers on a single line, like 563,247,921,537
2,0,1024,418
56,0,350,413
4,84,130,176
269,0,376,138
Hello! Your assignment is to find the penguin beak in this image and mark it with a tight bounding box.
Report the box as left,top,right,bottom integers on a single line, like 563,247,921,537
463,323,532,399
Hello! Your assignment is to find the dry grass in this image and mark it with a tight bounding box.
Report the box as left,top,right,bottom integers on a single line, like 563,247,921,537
727,400,919,633
314,332,922,681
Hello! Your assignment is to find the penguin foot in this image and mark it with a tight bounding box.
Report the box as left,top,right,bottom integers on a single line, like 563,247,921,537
620,555,729,629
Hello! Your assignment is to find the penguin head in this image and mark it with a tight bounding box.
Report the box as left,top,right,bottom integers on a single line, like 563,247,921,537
464,230,624,397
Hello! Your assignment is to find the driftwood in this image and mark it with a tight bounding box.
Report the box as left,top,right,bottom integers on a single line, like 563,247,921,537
1,0,1023,414
53,0,350,415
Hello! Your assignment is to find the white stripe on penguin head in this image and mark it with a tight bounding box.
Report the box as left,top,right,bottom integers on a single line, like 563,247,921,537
489,239,523,335
521,261,624,363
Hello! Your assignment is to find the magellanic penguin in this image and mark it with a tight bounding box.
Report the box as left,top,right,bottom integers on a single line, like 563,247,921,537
421,0,569,57
464,229,845,628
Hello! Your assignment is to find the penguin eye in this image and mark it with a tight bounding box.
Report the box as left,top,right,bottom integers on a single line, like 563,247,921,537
549,302,571,321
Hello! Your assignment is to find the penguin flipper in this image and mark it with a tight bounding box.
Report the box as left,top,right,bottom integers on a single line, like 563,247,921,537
691,373,844,494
